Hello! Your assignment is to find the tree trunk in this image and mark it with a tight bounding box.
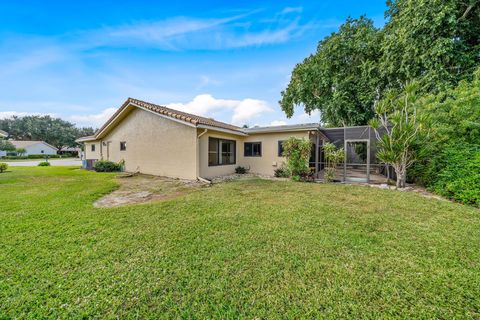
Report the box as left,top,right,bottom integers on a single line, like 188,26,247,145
394,164,407,188
396,173,402,188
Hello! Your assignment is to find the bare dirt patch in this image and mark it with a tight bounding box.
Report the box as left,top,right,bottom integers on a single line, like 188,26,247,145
94,174,207,208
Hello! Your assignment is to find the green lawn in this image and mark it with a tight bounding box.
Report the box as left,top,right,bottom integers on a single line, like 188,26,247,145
1,167,479,318
1,157,77,162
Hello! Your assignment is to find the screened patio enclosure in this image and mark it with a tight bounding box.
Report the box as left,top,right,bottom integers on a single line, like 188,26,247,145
309,126,388,184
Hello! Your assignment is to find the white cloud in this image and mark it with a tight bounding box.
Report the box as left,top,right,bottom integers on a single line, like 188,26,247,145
0,108,115,128
195,75,221,90
223,21,301,48
0,47,68,77
0,111,55,119
69,108,117,128
270,120,287,126
167,94,272,126
167,94,237,115
296,109,320,122
231,98,272,125
76,9,309,51
100,14,246,45
281,7,303,14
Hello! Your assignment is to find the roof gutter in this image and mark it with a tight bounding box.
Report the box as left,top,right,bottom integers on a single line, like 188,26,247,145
197,124,248,136
245,127,319,134
75,136,97,143
197,128,208,138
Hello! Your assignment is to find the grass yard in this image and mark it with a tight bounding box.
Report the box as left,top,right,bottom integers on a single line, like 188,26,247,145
1,167,479,318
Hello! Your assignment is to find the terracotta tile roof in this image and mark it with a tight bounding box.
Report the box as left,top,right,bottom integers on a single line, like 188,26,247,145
128,98,245,133
82,97,322,143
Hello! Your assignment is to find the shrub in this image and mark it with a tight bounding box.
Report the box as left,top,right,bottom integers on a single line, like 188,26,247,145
38,161,51,167
323,142,344,183
94,160,122,172
282,137,312,179
324,167,336,183
28,154,60,159
291,175,302,182
299,171,316,182
1,154,61,160
235,166,248,174
60,152,76,158
427,144,480,207
16,148,27,157
0,163,8,173
274,166,289,178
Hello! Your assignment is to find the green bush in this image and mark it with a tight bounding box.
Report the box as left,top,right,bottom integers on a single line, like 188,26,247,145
0,162,8,173
38,161,51,167
427,144,480,207
323,142,344,183
274,166,289,178
94,160,122,172
235,166,248,174
59,152,76,158
282,137,312,179
1,154,61,160
28,154,60,159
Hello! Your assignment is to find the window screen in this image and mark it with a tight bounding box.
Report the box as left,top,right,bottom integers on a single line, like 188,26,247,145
244,142,262,157
209,137,236,166
278,140,285,156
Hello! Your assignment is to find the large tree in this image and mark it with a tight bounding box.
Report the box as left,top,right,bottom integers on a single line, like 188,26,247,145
381,0,480,91
0,139,15,152
0,116,95,150
280,17,383,126
281,0,480,126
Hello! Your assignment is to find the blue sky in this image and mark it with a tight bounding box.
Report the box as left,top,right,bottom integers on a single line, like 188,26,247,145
0,1,386,128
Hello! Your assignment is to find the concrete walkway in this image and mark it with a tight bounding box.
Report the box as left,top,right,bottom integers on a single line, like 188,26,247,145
4,159,82,166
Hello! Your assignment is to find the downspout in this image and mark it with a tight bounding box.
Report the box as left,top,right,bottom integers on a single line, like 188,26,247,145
197,128,208,139
196,129,211,183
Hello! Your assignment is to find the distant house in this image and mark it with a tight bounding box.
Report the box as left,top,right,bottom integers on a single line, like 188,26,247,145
0,130,8,157
59,146,81,156
9,141,58,156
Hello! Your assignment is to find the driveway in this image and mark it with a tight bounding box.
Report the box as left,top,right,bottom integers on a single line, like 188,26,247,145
5,158,82,167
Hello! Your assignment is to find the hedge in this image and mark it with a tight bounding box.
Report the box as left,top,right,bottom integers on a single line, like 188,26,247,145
427,144,480,207
0,154,67,160
94,160,123,172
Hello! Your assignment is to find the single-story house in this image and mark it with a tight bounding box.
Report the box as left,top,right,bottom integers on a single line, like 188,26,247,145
9,141,58,156
59,146,81,156
77,98,380,181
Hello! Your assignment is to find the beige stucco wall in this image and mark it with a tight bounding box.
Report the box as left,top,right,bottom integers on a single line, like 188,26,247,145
240,131,310,176
84,141,101,160
85,108,198,179
198,129,242,178
197,129,311,178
